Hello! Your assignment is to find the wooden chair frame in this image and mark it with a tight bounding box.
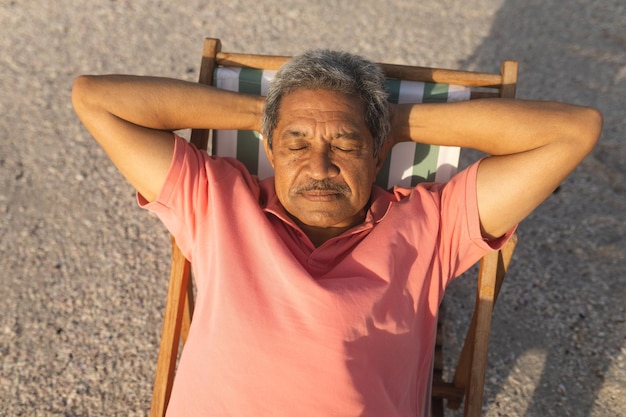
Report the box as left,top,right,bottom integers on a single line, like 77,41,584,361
149,38,519,417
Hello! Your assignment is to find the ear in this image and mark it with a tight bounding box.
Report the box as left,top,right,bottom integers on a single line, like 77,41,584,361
263,136,275,168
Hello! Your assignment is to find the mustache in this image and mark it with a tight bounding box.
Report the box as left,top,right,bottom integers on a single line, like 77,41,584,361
292,180,351,195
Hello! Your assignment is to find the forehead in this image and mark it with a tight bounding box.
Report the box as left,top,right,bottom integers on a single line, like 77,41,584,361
276,89,368,132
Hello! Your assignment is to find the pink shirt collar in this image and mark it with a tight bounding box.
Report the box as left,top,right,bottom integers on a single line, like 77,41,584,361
258,177,397,242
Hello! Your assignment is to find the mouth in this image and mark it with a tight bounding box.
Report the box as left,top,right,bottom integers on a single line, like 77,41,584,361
300,190,342,202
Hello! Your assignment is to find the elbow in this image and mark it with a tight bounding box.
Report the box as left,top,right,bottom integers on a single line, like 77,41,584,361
72,75,108,115
71,75,90,117
71,75,95,115
577,106,603,154
554,103,603,157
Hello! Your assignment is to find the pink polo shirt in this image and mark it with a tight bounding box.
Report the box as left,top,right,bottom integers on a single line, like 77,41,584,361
139,135,512,417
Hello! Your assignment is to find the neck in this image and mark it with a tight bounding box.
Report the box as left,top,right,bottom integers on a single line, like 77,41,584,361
299,224,353,248
292,213,366,248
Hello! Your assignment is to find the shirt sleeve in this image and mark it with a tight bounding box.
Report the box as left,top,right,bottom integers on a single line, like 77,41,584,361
136,134,206,259
437,160,516,280
136,134,259,261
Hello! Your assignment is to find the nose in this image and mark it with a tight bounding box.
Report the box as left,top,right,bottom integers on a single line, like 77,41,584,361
307,147,339,180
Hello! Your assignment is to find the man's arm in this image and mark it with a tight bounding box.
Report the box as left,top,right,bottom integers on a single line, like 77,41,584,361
390,99,602,239
72,75,264,202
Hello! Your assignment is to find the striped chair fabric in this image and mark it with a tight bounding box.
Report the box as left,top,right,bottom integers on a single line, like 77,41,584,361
212,67,471,189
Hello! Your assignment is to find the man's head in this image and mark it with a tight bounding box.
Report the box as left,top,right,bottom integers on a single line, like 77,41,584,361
262,49,390,156
261,50,391,245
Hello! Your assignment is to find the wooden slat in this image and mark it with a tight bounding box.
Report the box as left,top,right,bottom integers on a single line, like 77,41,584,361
379,63,503,87
462,249,499,417
445,233,518,415
216,51,289,70
150,238,191,417
190,38,222,151
453,235,518,393
151,39,220,417
500,60,519,98
431,382,466,400
215,48,509,90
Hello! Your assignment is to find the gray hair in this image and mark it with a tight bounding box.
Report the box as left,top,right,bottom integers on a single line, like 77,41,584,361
261,49,390,155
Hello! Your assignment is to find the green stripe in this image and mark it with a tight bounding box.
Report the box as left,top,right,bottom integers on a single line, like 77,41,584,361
423,82,449,103
224,72,456,184
237,68,263,94
409,83,448,184
236,68,263,174
376,79,402,188
384,78,402,104
411,143,439,185
236,130,260,175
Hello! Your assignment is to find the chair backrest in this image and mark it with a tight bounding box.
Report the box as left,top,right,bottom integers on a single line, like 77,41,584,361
212,67,472,188
151,37,519,417
190,38,517,186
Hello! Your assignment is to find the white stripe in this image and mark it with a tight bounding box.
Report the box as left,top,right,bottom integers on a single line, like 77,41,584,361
397,80,425,104
257,136,274,179
388,142,418,188
446,84,471,102
384,80,426,187
433,85,466,181
214,67,252,162
260,70,277,96
258,70,277,178
434,146,460,182
215,67,242,92
214,130,238,158
214,68,468,184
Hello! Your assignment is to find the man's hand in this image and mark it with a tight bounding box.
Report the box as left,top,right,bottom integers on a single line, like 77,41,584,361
389,99,602,239
72,75,264,202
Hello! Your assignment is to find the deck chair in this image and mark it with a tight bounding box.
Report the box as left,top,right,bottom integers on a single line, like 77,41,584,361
150,38,519,417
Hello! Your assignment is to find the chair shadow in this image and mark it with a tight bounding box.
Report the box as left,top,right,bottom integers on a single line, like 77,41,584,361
447,1,626,416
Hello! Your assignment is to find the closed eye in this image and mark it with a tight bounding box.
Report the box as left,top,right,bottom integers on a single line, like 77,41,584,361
332,134,362,153
332,145,356,153
282,130,310,151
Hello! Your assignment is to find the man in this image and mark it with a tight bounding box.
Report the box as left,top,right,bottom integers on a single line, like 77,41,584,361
72,49,601,416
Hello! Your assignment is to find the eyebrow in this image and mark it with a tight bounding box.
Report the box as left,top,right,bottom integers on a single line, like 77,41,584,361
333,132,360,141
285,129,305,137
282,129,307,139
279,129,362,142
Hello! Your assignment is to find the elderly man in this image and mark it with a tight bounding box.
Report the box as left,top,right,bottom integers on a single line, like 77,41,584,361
72,50,601,416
